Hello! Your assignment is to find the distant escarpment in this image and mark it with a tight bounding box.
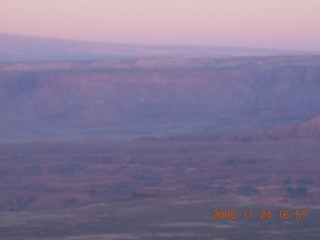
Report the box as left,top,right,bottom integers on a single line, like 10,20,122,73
0,56,320,141
0,32,302,61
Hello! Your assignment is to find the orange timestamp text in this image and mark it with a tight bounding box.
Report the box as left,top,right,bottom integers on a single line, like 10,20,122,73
212,210,307,220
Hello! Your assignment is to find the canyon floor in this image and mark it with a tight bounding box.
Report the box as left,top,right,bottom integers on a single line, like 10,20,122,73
0,136,319,239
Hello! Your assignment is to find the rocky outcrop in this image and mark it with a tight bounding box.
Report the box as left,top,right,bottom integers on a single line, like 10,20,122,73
267,115,320,140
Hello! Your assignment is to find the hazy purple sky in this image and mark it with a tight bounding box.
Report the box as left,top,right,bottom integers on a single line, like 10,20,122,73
1,0,320,51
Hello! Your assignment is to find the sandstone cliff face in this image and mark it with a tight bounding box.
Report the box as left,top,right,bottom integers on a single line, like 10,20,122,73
0,56,320,141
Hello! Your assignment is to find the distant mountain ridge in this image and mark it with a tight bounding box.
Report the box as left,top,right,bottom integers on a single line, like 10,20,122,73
0,32,306,62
